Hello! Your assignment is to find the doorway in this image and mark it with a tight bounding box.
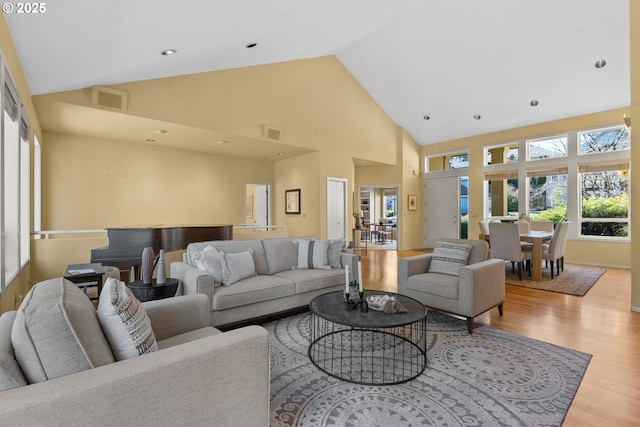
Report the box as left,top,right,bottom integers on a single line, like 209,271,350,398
244,182,271,227
358,185,399,250
327,177,348,240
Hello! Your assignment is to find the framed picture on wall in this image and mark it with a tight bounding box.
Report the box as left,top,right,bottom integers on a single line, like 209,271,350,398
408,194,417,211
285,189,301,214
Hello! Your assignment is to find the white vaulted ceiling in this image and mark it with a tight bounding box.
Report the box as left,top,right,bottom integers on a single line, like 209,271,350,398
4,0,630,146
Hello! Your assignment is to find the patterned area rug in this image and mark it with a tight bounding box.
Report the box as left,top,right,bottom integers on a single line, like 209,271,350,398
268,311,590,427
504,264,606,296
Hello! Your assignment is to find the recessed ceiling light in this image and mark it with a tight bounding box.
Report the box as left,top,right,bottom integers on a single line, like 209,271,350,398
154,129,168,135
530,100,539,106
216,140,230,145
473,114,482,120
161,49,177,56
246,43,257,48
595,59,606,69
423,115,430,120
146,139,156,143
277,152,285,156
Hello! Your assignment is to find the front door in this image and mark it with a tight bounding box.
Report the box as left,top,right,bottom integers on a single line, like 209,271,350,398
424,176,460,247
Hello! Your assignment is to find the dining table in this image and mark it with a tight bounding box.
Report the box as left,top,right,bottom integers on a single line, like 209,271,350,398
479,230,553,281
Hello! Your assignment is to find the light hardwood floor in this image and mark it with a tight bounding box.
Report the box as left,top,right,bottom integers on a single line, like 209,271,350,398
361,249,640,427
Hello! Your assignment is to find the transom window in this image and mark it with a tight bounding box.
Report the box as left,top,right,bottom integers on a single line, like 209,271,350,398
527,136,568,161
579,126,629,155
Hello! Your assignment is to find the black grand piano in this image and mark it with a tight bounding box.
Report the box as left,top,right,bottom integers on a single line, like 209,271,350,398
91,224,233,278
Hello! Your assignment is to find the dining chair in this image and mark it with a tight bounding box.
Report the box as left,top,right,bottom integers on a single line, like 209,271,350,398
542,222,569,278
489,222,532,280
478,220,490,235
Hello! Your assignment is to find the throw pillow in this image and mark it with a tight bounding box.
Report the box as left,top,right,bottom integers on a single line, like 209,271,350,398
296,239,330,270
327,239,343,269
428,241,472,276
97,277,158,361
192,245,223,284
219,249,256,286
12,277,115,384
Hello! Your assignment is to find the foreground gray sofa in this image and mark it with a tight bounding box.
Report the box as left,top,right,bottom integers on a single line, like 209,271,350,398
0,278,270,427
171,237,359,327
398,238,505,334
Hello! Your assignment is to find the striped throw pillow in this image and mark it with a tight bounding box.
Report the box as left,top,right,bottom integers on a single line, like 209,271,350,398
428,241,472,276
296,239,330,270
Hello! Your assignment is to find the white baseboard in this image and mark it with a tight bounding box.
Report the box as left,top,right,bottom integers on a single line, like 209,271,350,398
631,306,640,313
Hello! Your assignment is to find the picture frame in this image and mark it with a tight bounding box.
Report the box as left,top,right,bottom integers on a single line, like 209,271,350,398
408,194,417,211
285,189,301,214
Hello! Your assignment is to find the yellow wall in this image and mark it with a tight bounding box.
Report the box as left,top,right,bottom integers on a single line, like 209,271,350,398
421,107,632,268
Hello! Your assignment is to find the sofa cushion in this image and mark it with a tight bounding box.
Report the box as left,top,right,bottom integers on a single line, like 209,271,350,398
407,272,460,299
296,239,330,270
219,250,256,286
192,245,223,283
262,237,307,274
0,311,27,391
428,241,472,276
187,239,269,275
12,278,115,384
97,278,158,361
213,275,295,310
274,268,345,294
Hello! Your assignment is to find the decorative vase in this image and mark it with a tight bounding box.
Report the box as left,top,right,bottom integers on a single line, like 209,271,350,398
156,249,167,284
141,247,154,285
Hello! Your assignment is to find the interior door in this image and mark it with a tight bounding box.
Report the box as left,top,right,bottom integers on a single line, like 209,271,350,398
424,176,460,247
253,185,269,226
327,178,347,240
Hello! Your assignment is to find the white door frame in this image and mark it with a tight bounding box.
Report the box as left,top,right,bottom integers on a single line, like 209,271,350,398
358,184,400,249
244,181,271,226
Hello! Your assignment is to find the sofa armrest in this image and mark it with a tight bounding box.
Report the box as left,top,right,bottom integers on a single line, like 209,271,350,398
143,294,210,341
170,261,214,313
398,254,433,293
458,258,505,316
0,325,270,427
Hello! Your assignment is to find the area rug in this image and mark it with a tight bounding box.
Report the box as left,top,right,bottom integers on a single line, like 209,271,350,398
267,311,591,427
504,263,606,296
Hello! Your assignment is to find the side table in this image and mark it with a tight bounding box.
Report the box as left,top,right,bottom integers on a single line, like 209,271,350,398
64,263,105,301
128,278,179,302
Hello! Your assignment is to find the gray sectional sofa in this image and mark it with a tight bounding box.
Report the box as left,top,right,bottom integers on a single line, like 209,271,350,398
0,277,270,426
170,237,359,327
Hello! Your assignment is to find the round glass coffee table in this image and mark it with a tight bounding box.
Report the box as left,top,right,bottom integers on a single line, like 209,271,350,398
308,290,427,385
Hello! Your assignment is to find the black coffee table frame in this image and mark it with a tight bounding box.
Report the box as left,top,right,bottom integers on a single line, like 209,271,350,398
308,291,427,385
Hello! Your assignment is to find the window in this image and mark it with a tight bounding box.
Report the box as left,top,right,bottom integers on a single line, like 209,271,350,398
485,143,518,165
427,152,468,171
484,170,518,218
0,61,31,291
528,168,567,222
579,126,629,155
579,163,629,237
527,136,567,161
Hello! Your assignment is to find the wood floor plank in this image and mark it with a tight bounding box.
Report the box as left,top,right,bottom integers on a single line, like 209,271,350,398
360,249,640,427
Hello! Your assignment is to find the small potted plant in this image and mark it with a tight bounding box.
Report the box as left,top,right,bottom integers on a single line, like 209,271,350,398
353,212,361,228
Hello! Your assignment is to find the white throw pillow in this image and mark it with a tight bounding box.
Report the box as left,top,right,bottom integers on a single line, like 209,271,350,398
97,277,158,361
219,249,256,286
192,245,223,283
428,241,472,276
296,239,330,270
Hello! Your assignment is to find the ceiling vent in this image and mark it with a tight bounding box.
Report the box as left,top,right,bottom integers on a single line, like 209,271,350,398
261,124,283,142
91,86,128,113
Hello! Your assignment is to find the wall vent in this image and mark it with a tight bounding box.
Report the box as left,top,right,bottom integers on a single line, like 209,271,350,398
91,86,128,112
261,124,283,142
